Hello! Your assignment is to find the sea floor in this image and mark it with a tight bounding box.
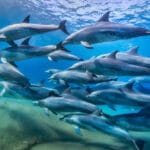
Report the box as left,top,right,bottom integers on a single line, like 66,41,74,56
0,97,150,150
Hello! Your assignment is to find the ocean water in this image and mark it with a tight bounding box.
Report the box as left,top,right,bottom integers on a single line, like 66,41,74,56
0,0,150,150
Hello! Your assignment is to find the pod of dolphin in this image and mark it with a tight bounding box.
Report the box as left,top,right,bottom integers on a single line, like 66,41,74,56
0,12,150,150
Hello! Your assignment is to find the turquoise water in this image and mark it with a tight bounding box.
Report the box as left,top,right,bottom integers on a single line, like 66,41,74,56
0,0,150,150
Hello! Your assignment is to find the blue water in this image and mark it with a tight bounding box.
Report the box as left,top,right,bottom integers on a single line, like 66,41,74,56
0,0,150,84
0,1,150,149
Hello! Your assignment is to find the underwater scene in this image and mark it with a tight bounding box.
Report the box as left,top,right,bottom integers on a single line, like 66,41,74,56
0,0,150,150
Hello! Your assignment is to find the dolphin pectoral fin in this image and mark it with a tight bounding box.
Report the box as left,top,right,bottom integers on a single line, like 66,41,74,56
73,125,83,136
1,57,8,63
107,50,118,59
1,58,18,67
22,15,30,23
98,11,111,22
59,79,69,87
127,46,139,55
7,41,18,47
48,57,57,62
0,34,6,40
48,56,53,61
80,41,93,49
21,37,31,45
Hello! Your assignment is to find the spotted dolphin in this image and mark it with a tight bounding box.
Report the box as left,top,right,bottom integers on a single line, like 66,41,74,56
0,15,69,46
63,11,150,49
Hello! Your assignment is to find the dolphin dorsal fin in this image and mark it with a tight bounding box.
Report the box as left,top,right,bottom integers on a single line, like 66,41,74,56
127,46,139,55
90,110,102,116
22,15,30,23
63,87,71,94
107,50,118,59
121,81,134,92
21,37,31,45
98,11,111,22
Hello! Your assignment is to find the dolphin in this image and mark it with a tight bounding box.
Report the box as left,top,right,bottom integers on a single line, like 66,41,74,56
34,96,101,115
120,82,150,103
68,51,150,76
0,15,69,46
50,70,117,85
100,46,150,68
63,11,150,49
93,81,126,91
129,77,150,94
0,81,52,100
112,105,150,131
0,38,70,63
88,82,150,109
48,50,83,62
0,62,29,86
60,113,143,150
87,88,141,110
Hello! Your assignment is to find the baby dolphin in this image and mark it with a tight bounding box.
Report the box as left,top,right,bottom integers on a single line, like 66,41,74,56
0,15,69,46
60,113,143,150
63,11,150,49
34,96,101,115
48,50,83,62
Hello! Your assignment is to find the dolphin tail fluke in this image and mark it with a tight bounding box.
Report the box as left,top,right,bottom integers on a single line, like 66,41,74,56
59,20,69,35
56,42,71,52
